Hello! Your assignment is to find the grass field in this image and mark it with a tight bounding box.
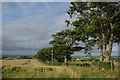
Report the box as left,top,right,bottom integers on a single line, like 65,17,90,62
1,58,119,78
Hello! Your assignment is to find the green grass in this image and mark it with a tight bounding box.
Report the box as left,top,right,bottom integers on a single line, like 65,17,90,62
81,72,105,78
2,70,26,78
2,69,72,78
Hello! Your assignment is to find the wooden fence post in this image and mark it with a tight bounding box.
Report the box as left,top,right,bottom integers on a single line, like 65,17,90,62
110,60,113,71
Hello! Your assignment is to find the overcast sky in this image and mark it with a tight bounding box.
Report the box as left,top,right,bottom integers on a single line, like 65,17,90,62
2,2,118,57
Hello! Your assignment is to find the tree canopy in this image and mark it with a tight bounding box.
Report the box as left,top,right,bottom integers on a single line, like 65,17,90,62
34,47,53,62
49,29,84,62
66,2,120,62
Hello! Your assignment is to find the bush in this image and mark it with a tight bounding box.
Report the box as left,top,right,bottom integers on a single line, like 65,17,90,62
100,62,111,70
18,56,33,59
61,63,68,66
92,61,114,70
48,62,62,66
92,61,99,67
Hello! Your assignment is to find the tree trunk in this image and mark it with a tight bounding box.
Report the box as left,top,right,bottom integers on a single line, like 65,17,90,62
102,33,107,62
64,55,69,66
64,56,67,63
104,24,114,62
102,23,114,62
104,40,113,62
100,50,103,61
51,49,54,62
100,44,103,62
104,53,110,62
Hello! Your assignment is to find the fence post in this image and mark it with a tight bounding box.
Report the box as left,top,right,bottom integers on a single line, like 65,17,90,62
74,59,76,66
110,60,113,71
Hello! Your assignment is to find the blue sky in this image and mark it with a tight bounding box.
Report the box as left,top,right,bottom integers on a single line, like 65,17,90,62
2,2,118,57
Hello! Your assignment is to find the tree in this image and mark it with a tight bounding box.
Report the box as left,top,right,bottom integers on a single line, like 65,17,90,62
34,47,53,62
49,29,83,63
66,2,120,62
34,29,84,63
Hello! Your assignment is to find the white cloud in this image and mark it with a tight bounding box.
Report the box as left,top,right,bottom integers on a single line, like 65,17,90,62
2,2,71,55
2,11,69,52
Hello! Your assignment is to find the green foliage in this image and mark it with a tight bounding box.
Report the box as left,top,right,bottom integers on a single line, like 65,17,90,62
101,62,111,70
2,56,8,59
66,2,120,62
92,61,99,67
2,69,27,78
2,56,33,60
34,47,52,62
34,46,71,62
49,29,84,63
92,61,114,70
18,56,33,59
48,62,62,66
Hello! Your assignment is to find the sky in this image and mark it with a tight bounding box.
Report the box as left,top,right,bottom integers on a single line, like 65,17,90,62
1,0,119,2
2,2,119,57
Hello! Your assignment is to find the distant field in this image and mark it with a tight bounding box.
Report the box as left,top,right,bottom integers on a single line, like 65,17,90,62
1,59,119,78
2,59,45,68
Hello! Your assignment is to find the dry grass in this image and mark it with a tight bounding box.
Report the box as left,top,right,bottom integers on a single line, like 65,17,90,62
2,59,46,69
2,59,30,66
2,59,81,78
2,59,119,78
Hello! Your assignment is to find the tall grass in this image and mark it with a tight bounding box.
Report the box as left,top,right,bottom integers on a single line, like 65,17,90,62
2,65,118,78
2,65,77,78
2,59,119,78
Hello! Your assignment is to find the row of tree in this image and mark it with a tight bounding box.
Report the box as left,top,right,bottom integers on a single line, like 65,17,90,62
35,2,120,63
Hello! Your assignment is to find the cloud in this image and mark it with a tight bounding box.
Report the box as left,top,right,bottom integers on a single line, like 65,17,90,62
2,14,69,50
2,2,71,55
